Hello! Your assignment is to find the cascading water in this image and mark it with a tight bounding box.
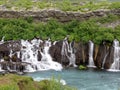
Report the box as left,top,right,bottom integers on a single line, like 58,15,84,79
61,38,77,67
109,39,120,71
20,39,40,72
0,36,5,44
39,39,63,71
1,36,120,73
20,38,62,72
87,41,96,67
0,64,3,71
102,53,108,69
0,36,5,72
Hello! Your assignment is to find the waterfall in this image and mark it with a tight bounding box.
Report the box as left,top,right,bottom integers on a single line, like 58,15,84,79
1,37,120,72
102,53,108,69
109,39,120,71
0,64,3,71
0,36,5,44
61,38,77,67
0,37,5,72
20,38,62,72
87,41,96,67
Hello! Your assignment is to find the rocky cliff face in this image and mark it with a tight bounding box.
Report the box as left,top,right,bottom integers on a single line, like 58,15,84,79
0,39,119,72
0,9,120,72
0,9,120,22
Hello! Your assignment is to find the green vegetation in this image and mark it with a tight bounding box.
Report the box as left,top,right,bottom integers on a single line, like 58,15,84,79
0,74,76,90
0,0,120,12
0,14,120,44
79,65,87,70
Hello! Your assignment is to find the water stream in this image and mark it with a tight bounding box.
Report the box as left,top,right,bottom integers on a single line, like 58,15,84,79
109,39,120,71
88,41,96,67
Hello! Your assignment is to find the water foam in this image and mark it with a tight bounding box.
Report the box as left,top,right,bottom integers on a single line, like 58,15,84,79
87,40,96,68
20,38,62,72
109,39,120,71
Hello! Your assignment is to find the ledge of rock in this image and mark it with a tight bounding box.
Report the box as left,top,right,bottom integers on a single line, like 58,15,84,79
0,9,120,22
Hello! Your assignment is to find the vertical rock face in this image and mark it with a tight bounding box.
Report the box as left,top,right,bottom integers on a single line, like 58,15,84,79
95,42,108,69
0,39,120,72
74,42,89,65
93,45,99,65
0,40,21,61
0,9,120,23
49,41,63,64
75,42,83,65
104,46,114,69
84,43,89,65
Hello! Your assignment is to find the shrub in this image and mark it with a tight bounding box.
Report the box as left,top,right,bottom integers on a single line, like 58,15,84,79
79,65,87,70
0,14,120,44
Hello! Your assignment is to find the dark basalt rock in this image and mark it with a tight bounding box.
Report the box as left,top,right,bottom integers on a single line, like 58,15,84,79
0,40,21,60
49,41,63,63
104,46,114,69
0,9,120,23
0,40,21,52
75,42,89,65
37,50,42,61
84,43,89,65
75,42,83,65
0,61,29,72
49,40,69,66
95,42,108,69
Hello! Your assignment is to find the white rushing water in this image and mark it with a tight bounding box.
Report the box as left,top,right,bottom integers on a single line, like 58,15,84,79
102,53,108,69
0,36,5,44
109,39,120,71
61,38,77,67
0,37,5,71
20,38,62,72
87,40,96,67
0,64,4,72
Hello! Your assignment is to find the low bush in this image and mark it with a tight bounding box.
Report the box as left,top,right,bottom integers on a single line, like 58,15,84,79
0,14,120,44
79,65,87,70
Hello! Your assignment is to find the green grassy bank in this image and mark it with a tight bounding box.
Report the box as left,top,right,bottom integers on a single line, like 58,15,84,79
0,74,76,90
0,0,120,12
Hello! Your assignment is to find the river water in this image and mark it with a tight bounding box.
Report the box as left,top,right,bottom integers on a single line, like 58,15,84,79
26,68,120,90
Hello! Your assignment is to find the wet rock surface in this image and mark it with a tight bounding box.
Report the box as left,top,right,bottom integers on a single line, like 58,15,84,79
0,39,119,72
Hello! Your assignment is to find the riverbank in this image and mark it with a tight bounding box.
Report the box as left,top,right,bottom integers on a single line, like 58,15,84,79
0,74,76,90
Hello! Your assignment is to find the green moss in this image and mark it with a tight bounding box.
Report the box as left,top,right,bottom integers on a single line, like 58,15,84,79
79,65,87,70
